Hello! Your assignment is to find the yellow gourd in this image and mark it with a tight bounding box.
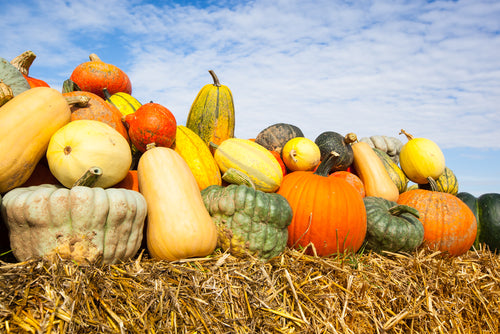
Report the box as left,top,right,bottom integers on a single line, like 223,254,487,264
352,139,399,202
0,87,71,193
173,125,221,190
137,144,218,261
399,129,445,184
46,120,132,188
282,137,321,171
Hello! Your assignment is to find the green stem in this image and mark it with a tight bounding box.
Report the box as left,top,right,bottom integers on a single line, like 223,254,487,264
314,151,340,177
72,167,102,188
222,168,256,189
388,204,420,218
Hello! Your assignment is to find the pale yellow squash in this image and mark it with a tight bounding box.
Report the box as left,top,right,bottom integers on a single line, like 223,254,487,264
0,87,71,193
137,145,218,261
282,137,321,171
46,120,132,188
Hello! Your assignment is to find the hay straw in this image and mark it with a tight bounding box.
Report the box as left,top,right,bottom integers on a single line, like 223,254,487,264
0,245,499,333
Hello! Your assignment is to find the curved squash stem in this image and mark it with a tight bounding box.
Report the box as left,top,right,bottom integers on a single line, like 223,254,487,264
222,168,256,189
208,70,221,87
399,129,414,141
72,167,102,188
344,133,358,145
64,95,91,107
289,149,298,163
388,204,420,218
89,53,102,62
10,50,36,75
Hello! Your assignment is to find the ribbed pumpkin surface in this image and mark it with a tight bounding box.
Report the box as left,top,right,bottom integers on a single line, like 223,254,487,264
186,71,235,148
213,138,283,192
419,166,458,195
104,88,142,116
173,125,221,190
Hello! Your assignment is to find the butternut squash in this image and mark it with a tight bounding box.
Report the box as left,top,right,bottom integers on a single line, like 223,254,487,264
352,139,399,202
137,144,218,261
0,87,71,193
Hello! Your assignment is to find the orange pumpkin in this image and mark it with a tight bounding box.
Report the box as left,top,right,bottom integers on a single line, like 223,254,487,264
63,91,130,142
269,150,287,176
329,171,365,198
69,53,131,99
10,50,50,88
397,185,477,256
277,152,367,256
123,102,177,153
113,170,139,192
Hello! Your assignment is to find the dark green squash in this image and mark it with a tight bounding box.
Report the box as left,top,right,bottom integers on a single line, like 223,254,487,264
457,192,500,252
419,166,458,195
254,123,304,155
363,196,424,253
372,148,408,193
314,131,356,172
201,183,293,261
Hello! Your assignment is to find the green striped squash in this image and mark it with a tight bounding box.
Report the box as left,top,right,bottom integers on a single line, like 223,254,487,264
418,166,458,195
372,148,408,193
103,87,142,116
186,70,235,149
212,138,283,193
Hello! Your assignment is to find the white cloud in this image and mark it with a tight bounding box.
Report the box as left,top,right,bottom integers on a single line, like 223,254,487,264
2,0,499,148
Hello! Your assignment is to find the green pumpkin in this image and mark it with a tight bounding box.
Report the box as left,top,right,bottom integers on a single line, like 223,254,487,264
457,192,500,252
372,148,408,193
363,196,424,253
314,131,356,172
0,57,31,96
254,123,304,155
201,184,293,260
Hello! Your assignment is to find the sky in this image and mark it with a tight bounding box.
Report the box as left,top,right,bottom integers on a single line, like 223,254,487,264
1,0,499,196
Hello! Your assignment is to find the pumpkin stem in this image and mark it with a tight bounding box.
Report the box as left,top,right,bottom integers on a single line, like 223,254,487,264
10,50,36,76
388,204,420,218
0,80,14,107
208,70,221,87
64,95,91,107
344,133,357,145
222,168,256,189
209,142,219,150
399,129,414,141
427,176,439,191
288,149,298,163
146,142,157,151
72,166,103,188
89,53,102,62
103,87,112,100
314,151,340,177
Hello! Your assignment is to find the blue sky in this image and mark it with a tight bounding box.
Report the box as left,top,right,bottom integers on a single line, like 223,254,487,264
2,0,499,196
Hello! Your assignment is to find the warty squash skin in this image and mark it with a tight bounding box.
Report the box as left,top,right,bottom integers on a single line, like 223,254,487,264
1,184,147,264
186,70,235,149
0,87,71,193
173,125,222,190
137,145,218,261
352,140,400,202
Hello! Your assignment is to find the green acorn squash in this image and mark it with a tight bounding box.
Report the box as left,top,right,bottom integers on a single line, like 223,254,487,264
201,184,293,261
363,196,424,253
457,192,500,252
314,131,356,172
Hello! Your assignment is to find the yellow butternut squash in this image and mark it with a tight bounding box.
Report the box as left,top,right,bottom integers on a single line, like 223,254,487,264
352,140,399,202
0,87,71,193
137,145,218,261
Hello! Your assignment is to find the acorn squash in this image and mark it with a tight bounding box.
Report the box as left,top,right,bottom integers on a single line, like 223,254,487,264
314,131,355,172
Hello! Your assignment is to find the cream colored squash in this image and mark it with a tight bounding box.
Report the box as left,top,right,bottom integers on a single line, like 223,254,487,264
46,120,132,188
282,137,321,171
137,145,218,261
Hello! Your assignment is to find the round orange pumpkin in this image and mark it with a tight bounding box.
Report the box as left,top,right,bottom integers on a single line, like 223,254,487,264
277,152,367,256
69,53,131,99
397,186,477,256
123,102,177,153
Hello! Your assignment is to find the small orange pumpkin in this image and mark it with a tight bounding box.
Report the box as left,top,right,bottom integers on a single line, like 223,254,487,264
397,181,476,256
123,102,177,153
113,170,139,192
69,53,131,99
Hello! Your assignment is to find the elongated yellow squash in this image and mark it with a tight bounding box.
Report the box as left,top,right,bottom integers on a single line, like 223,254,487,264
213,138,283,192
173,125,221,190
352,140,399,202
186,70,235,149
137,145,218,261
0,87,71,193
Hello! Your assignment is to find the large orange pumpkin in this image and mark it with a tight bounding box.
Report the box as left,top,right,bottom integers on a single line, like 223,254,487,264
69,53,132,99
397,184,477,256
277,153,367,256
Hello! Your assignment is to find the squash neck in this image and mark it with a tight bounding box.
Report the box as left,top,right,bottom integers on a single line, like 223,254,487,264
314,151,340,177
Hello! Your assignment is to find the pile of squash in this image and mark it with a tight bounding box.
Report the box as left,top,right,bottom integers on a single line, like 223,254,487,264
0,51,498,265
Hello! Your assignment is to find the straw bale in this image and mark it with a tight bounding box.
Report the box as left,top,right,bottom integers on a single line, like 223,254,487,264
0,245,499,333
